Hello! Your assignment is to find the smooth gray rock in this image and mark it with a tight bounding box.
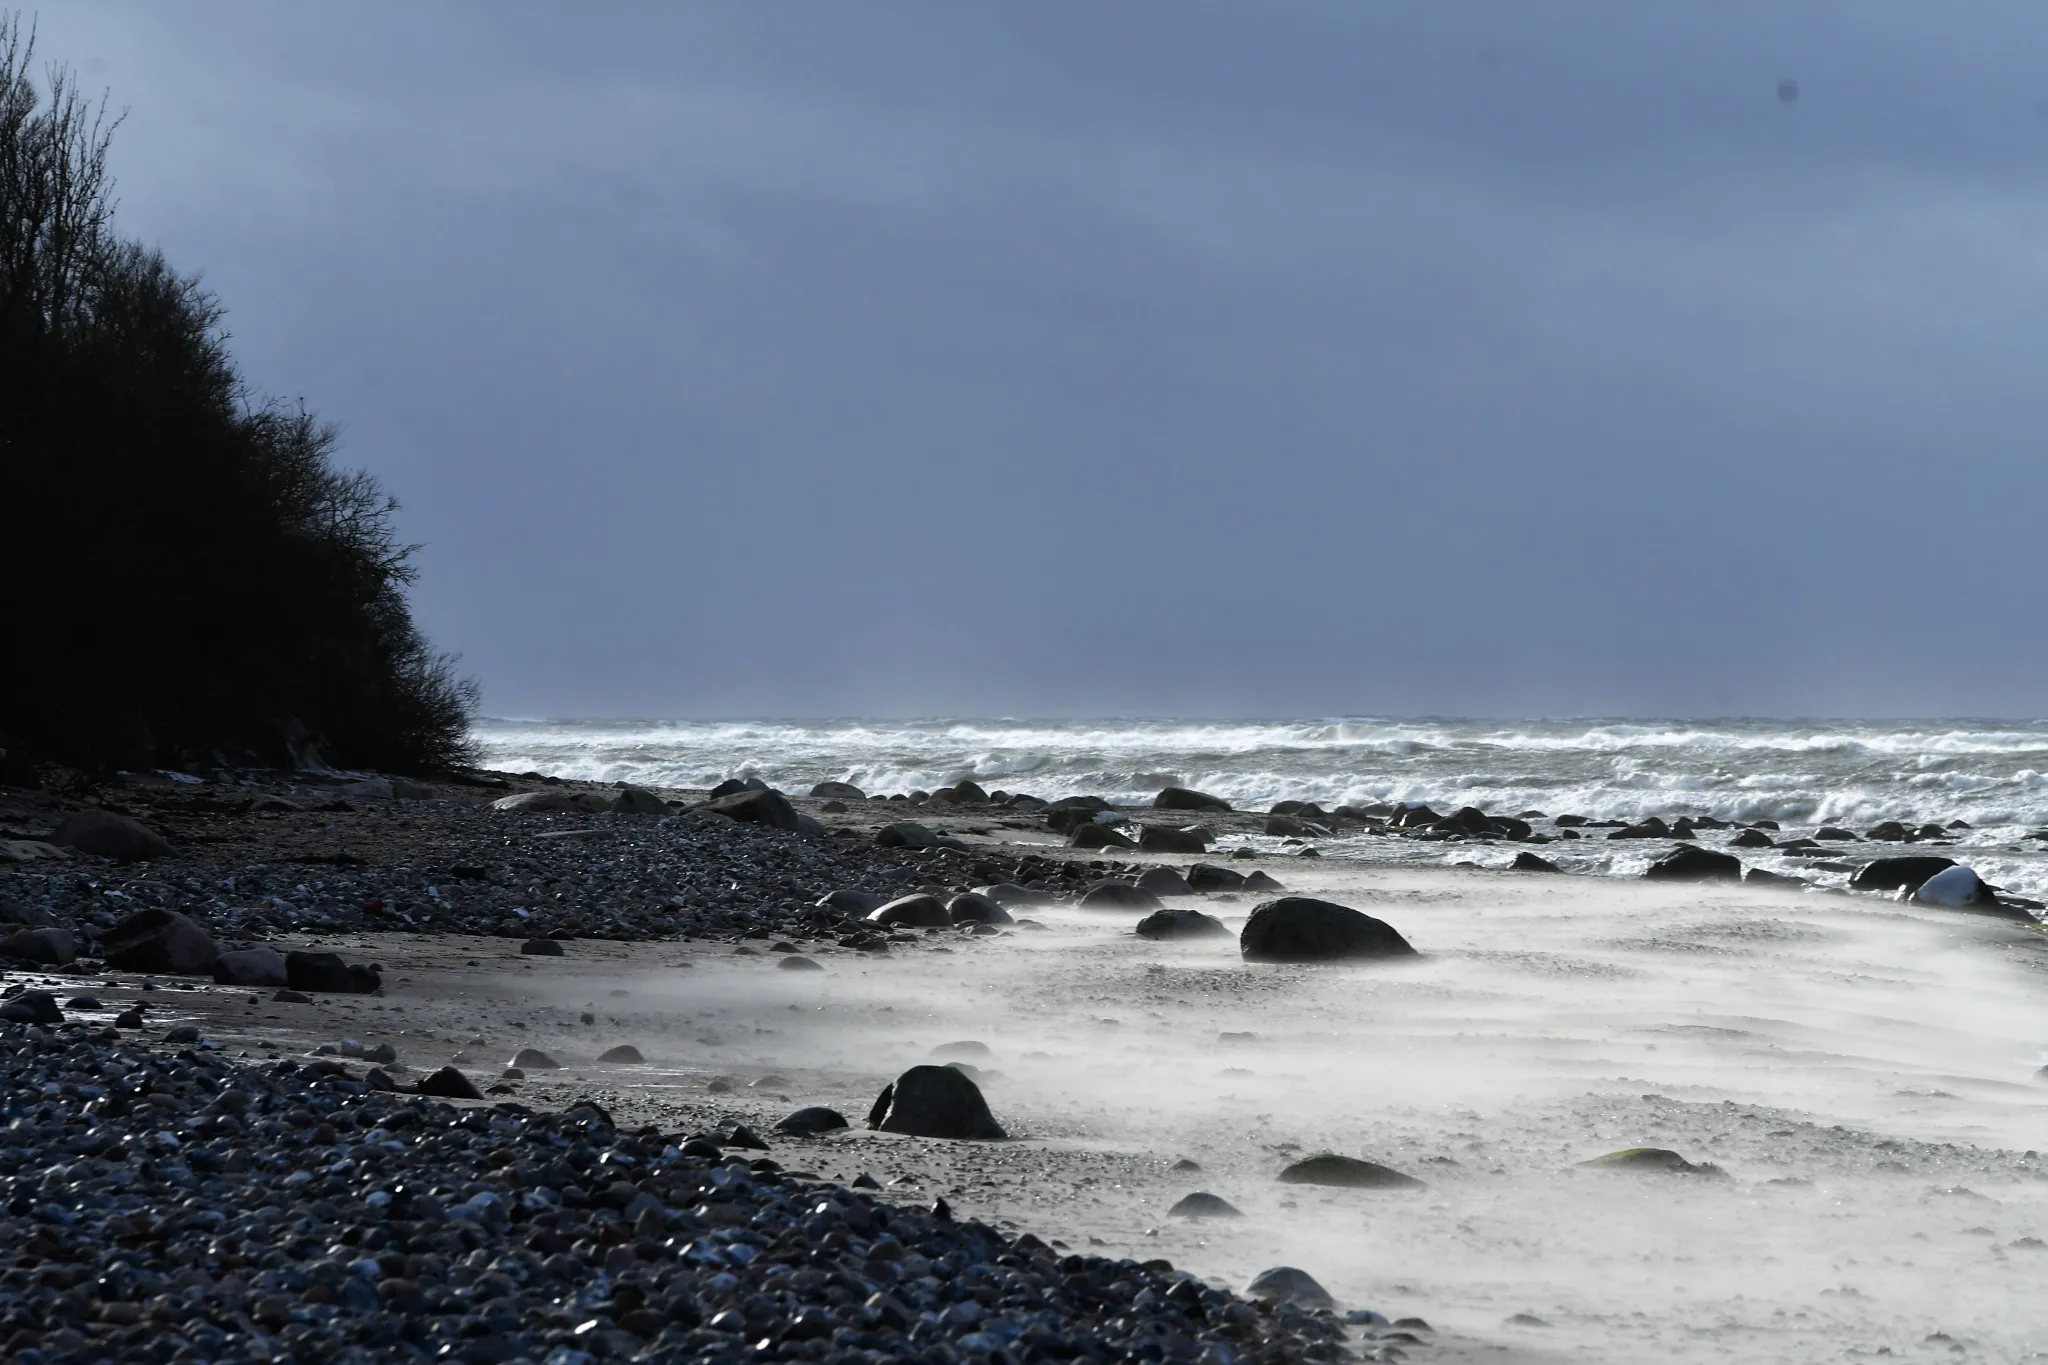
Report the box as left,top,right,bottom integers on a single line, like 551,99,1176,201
211,947,287,987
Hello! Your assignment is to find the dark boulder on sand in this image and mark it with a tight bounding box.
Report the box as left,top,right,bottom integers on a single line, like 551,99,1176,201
1642,845,1742,882
1278,1154,1425,1189
285,951,380,994
1744,867,1804,887
211,947,286,987
1070,823,1138,851
1265,814,1329,838
0,990,61,1025
946,892,1013,925
697,787,801,830
416,1066,484,1100
1849,855,1956,893
1138,824,1210,854
1186,863,1247,893
1168,1192,1242,1218
1079,882,1162,912
103,909,218,975
1510,852,1562,873
1135,906,1232,940
1135,866,1194,897
1578,1147,1723,1176
1240,897,1415,963
868,894,952,929
612,785,667,814
48,810,173,862
776,1106,849,1137
810,780,865,800
1241,869,1286,893
868,1064,1006,1139
520,938,564,956
1243,1267,1333,1308
1154,787,1232,813
0,927,75,966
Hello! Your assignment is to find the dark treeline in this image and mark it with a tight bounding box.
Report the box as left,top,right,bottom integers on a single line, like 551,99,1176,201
0,18,475,775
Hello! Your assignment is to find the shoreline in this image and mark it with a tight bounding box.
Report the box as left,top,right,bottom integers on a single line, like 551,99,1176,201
5,767,2048,1361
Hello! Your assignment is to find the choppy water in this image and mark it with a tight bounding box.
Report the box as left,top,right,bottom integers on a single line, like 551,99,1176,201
474,716,2048,898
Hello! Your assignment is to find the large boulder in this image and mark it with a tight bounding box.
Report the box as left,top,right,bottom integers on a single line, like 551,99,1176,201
1642,844,1742,882
0,928,75,966
1153,787,1232,813
1510,851,1562,873
1265,814,1327,838
1047,795,1111,813
867,894,952,929
868,1065,1005,1139
810,781,866,800
48,811,173,862
1185,863,1247,893
0,990,63,1025
1730,828,1775,848
491,790,574,814
1137,824,1209,854
1078,882,1162,912
1070,824,1137,851
1240,897,1415,963
612,786,668,815
286,951,380,994
1135,907,1231,940
946,893,1013,926
1848,855,1957,893
212,947,288,987
696,788,800,831
1135,867,1195,897
103,909,219,975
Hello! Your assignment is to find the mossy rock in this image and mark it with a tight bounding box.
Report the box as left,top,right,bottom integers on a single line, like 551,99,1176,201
1276,1154,1425,1189
1577,1147,1725,1177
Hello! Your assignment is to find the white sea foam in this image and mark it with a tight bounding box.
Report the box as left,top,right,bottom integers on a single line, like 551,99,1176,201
473,715,2048,896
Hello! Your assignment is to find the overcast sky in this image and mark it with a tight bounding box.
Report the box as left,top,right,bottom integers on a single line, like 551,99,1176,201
31,2,2048,718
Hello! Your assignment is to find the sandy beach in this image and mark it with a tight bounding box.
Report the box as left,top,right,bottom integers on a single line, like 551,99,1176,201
9,770,2048,1362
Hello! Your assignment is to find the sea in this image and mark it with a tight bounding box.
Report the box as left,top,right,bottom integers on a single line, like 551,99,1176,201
472,715,2048,903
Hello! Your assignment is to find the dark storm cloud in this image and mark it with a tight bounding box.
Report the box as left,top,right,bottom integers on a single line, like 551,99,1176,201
32,2,2048,717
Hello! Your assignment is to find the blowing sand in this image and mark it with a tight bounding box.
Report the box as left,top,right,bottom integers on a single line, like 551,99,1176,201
55,856,2048,1363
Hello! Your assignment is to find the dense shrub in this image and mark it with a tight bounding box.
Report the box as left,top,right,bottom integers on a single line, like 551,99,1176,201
0,18,475,773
